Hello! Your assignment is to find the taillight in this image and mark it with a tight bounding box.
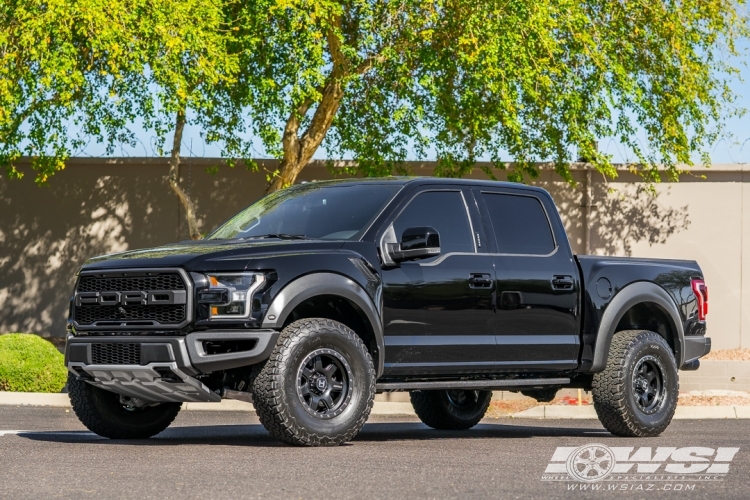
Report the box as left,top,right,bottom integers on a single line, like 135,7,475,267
691,279,708,321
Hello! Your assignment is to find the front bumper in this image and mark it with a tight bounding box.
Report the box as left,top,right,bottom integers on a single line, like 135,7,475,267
65,329,279,403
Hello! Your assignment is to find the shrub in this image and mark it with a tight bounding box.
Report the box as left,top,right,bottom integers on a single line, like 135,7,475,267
0,334,67,392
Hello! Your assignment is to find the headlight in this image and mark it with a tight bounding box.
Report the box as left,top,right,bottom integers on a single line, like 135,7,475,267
197,273,265,319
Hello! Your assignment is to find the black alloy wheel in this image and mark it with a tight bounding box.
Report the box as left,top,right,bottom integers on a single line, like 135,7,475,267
410,388,492,430
445,389,480,409
296,348,353,419
631,355,666,414
592,330,678,437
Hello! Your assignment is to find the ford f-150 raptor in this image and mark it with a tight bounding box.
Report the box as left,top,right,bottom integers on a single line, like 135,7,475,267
64,177,711,446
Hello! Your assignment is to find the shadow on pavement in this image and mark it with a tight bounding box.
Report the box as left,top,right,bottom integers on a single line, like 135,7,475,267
16,421,609,447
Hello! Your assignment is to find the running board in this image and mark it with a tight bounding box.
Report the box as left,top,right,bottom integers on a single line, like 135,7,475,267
376,378,570,392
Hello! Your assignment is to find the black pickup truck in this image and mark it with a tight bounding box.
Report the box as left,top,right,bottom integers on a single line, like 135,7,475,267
65,177,711,446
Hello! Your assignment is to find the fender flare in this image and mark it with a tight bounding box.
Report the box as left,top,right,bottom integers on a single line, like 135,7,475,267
590,281,685,372
261,273,385,377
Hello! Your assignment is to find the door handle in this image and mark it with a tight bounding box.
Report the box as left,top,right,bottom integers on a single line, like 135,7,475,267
469,273,493,288
551,275,575,290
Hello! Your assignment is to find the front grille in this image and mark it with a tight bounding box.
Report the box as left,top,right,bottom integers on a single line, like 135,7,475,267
78,274,185,293
74,270,188,328
76,305,186,325
91,343,141,364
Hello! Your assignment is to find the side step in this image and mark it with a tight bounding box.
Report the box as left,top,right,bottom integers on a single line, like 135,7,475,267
376,378,570,392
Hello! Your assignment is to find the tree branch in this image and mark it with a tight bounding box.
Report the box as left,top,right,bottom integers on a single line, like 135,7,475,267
1,94,62,145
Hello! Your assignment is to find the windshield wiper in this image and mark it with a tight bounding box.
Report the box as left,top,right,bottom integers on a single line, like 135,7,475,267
237,233,309,241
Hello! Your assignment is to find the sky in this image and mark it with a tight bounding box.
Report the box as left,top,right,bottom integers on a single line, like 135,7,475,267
72,42,750,166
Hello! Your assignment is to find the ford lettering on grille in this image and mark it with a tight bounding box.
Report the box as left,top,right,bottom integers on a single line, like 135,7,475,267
75,290,187,306
73,270,190,328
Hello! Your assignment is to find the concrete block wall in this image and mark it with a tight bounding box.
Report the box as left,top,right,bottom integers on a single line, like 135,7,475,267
680,361,750,392
1,158,749,391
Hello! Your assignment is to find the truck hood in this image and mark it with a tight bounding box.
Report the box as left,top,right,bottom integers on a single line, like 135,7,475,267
81,239,346,272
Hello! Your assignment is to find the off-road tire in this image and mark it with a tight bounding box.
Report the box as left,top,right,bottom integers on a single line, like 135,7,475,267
67,373,181,439
592,330,678,437
521,388,558,403
410,389,492,430
251,318,376,446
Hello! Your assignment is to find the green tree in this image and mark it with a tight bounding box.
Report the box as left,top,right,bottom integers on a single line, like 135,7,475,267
3,0,747,212
0,1,141,182
237,0,748,193
0,0,247,239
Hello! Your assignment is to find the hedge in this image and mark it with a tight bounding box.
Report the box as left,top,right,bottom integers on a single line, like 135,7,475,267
0,334,67,392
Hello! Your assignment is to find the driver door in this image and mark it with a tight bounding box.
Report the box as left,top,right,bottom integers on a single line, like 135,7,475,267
380,187,496,376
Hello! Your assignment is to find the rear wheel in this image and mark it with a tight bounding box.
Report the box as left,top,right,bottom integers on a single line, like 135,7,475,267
521,388,558,403
410,389,492,430
251,318,375,446
592,330,678,437
67,373,181,439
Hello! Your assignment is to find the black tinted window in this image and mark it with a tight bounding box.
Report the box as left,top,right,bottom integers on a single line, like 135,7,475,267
208,183,401,240
482,193,555,255
394,191,474,255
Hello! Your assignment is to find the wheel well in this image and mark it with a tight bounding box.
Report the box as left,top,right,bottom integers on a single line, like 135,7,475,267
283,294,379,370
614,302,676,354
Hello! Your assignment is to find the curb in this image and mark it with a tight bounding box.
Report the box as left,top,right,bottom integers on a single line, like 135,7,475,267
3,392,749,419
511,405,597,419
0,392,417,415
511,405,749,419
0,392,71,407
181,401,417,415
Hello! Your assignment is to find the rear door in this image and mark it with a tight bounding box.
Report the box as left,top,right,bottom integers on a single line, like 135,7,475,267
474,188,580,371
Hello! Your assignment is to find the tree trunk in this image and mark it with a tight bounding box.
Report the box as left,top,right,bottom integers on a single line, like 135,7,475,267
265,79,345,194
266,155,306,193
265,24,347,194
167,109,202,240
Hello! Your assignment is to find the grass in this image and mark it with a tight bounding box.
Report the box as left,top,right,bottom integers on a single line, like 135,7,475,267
0,333,67,392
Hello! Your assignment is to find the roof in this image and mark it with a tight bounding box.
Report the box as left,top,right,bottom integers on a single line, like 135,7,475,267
297,176,550,195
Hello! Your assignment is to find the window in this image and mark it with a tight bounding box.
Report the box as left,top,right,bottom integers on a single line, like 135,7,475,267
393,191,475,255
208,183,401,241
482,193,555,255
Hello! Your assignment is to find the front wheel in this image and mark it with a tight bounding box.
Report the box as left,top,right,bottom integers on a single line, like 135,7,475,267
68,373,181,439
251,319,376,446
592,330,678,437
410,389,492,430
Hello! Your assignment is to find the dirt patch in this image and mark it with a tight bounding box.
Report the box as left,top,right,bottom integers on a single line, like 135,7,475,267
486,399,538,417
677,393,750,406
552,394,592,405
703,348,750,361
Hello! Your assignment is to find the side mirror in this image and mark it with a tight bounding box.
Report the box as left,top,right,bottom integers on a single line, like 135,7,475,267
387,227,441,262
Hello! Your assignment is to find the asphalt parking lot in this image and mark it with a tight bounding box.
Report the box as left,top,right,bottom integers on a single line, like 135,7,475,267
1,407,749,499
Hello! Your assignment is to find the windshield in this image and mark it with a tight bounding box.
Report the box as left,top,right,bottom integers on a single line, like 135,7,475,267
208,183,402,241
